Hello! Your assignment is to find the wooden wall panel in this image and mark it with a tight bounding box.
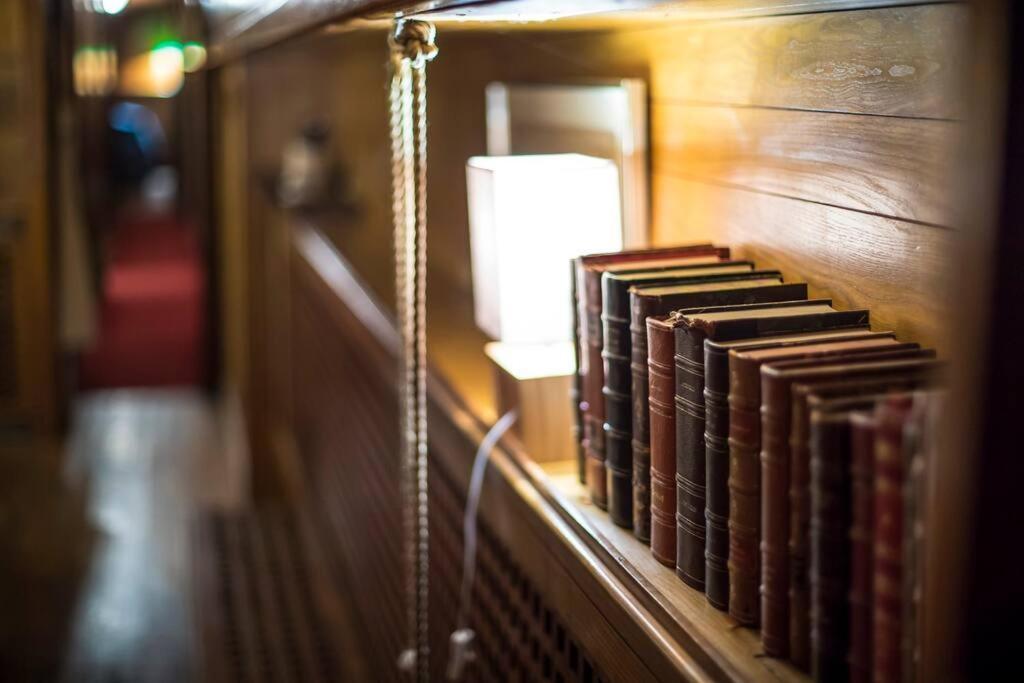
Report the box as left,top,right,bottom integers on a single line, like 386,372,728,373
622,3,965,118
652,104,955,226
651,174,950,347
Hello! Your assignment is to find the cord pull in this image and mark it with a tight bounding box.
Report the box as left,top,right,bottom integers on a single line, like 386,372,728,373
445,628,476,681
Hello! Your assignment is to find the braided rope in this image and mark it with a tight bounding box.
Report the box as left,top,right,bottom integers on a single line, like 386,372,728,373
388,18,436,682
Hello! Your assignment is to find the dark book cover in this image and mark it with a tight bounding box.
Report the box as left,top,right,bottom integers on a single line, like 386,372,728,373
700,327,883,610
809,405,864,683
669,299,852,593
608,274,801,537
600,263,759,528
790,370,938,669
849,410,878,683
729,340,909,637
872,394,915,683
756,348,932,661
575,246,728,508
647,314,681,567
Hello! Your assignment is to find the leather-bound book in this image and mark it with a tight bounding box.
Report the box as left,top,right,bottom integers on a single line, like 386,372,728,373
625,276,803,540
601,262,758,527
873,394,915,683
727,318,888,622
808,402,868,683
730,341,911,644
849,410,878,683
570,259,585,483
790,371,939,670
648,314,683,566
575,246,729,508
701,328,886,609
804,390,926,683
902,391,941,683
670,299,855,591
755,353,935,663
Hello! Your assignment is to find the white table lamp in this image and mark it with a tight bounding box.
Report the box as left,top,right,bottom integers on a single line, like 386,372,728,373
467,154,623,345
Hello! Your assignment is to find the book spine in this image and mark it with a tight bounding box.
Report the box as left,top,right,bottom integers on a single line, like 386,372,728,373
873,396,913,683
703,344,732,610
647,318,677,567
849,413,877,683
675,325,708,590
584,291,608,509
789,395,814,669
902,401,927,683
631,302,655,543
727,354,762,625
810,414,854,683
761,370,792,658
571,260,585,484
603,304,634,528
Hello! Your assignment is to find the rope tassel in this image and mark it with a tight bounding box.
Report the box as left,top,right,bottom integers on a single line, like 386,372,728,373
388,18,437,683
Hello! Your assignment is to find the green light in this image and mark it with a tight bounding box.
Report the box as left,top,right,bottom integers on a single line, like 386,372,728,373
182,42,207,73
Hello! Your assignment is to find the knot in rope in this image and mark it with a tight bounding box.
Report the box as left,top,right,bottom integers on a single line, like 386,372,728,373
390,19,438,68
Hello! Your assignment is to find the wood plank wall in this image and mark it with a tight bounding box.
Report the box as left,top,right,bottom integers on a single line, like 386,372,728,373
245,3,964,351
415,2,966,349
220,2,966,489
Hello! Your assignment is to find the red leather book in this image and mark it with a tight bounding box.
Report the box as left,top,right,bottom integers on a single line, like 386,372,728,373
756,350,933,661
648,314,682,567
901,391,942,683
849,410,878,683
873,394,914,683
808,403,863,683
728,341,912,648
804,389,927,683
701,328,885,610
671,300,855,592
791,371,938,670
620,275,801,540
574,246,728,508
601,263,758,528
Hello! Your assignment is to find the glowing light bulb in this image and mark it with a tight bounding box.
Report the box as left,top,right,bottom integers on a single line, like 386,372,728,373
100,0,130,14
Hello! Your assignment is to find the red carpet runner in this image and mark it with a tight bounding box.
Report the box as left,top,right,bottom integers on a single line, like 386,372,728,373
80,215,205,389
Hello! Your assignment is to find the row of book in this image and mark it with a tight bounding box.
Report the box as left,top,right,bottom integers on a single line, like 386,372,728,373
569,244,942,682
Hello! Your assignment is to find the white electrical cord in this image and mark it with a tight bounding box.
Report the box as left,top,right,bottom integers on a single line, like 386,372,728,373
446,409,518,681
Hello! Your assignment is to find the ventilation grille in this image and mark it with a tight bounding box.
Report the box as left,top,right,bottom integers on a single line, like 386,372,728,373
290,260,607,681
431,460,606,683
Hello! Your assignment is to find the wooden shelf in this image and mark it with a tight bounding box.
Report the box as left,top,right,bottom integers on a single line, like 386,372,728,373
539,459,806,683
419,257,808,682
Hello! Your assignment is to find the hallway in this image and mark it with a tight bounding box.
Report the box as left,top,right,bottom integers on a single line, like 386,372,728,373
0,390,243,681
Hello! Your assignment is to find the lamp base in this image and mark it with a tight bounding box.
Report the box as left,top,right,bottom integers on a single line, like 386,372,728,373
484,341,575,464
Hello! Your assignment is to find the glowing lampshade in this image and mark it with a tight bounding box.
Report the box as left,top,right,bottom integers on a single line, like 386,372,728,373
467,154,623,344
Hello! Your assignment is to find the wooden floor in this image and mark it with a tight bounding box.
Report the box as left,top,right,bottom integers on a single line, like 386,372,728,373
0,389,244,682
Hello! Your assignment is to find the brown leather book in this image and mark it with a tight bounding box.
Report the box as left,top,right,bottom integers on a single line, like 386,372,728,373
671,300,859,592
621,276,803,540
873,394,915,683
901,391,942,683
791,372,938,671
728,341,913,644
701,328,886,609
808,401,874,683
648,314,682,567
804,389,925,683
796,377,935,683
756,353,935,662
574,246,728,508
849,410,879,683
601,263,759,528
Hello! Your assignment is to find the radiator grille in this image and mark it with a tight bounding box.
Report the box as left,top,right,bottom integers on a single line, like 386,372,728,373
289,256,607,681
